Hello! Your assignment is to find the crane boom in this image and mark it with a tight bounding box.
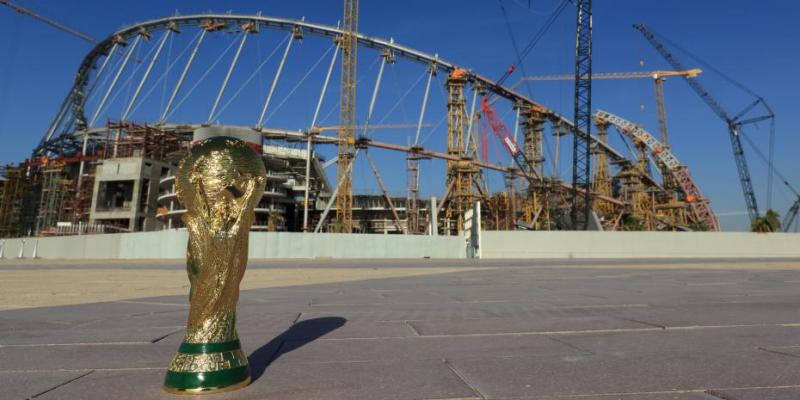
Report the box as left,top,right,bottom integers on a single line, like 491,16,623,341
480,97,539,185
783,199,800,232
335,0,358,233
633,23,760,225
517,69,702,83
0,0,97,44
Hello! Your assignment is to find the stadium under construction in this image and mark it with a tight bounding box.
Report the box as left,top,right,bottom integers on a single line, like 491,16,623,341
0,5,794,242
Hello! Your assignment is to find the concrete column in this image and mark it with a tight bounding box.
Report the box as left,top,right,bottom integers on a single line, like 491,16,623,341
430,196,438,236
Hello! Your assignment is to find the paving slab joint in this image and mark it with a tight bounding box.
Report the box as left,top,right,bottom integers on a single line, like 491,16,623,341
756,346,800,359
442,358,486,400
704,389,737,400
29,370,94,399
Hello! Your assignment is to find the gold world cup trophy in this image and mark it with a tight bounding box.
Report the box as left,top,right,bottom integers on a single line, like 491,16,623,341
163,135,266,394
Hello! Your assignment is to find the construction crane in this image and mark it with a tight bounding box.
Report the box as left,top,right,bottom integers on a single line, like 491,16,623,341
783,198,800,232
0,1,97,44
595,110,719,231
517,68,702,189
517,70,702,82
517,69,701,146
479,97,540,186
634,23,771,227
335,0,358,233
571,0,592,230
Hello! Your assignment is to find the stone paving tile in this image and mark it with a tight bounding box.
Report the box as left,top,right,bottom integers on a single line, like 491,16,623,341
0,370,91,400
4,259,800,399
0,302,186,328
559,325,800,356
624,302,800,328
447,348,800,399
536,393,717,400
707,387,800,400
409,315,652,336
289,318,414,340
33,369,172,400
245,358,479,400
0,343,174,371
34,360,479,400
0,325,183,346
274,333,583,365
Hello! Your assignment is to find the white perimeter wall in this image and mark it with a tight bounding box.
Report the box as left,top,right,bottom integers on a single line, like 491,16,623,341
0,231,465,260
2,230,800,260
481,231,800,259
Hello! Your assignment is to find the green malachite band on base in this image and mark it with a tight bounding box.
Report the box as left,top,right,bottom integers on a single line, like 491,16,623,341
178,340,241,354
164,365,251,393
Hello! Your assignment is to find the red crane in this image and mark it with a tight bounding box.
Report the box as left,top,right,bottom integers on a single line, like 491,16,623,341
479,96,540,185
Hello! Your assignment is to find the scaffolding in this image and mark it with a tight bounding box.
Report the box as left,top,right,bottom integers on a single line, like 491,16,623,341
406,146,426,234
0,166,27,237
591,120,616,222
35,161,73,233
107,121,190,161
444,69,481,233
520,106,550,229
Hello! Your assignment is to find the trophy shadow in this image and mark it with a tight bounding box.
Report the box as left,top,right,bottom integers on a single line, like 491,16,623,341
248,316,347,382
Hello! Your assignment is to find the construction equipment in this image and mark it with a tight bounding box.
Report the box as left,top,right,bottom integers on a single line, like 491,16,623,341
634,23,771,227
516,69,702,83
364,151,405,234
595,110,719,231
335,0,359,233
0,0,97,44
571,0,593,230
517,69,702,147
783,198,800,232
479,97,540,185
518,68,703,190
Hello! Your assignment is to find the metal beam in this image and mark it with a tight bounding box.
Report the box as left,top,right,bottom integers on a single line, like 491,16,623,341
161,29,206,123
89,35,141,128
463,85,478,156
315,149,360,233
303,43,340,231
256,33,294,128
121,30,171,122
365,150,405,233
207,29,249,124
414,63,435,145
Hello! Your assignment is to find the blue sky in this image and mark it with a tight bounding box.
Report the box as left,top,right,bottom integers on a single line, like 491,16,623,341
0,0,797,231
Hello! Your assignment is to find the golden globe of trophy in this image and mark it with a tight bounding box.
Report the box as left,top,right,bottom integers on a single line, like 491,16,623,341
163,135,266,394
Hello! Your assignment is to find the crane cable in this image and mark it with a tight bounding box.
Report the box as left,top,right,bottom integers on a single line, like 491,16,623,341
493,0,570,91
645,25,780,212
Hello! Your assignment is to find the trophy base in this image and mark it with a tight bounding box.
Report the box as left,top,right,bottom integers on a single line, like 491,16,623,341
163,375,251,395
163,340,251,395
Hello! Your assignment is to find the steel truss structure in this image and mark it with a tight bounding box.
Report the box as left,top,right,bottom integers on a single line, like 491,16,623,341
8,13,716,236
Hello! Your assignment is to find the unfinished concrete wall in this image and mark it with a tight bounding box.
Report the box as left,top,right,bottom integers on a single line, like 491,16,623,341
480,231,800,259
0,231,464,259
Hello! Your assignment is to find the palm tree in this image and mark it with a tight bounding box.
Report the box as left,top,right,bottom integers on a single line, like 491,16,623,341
752,209,781,233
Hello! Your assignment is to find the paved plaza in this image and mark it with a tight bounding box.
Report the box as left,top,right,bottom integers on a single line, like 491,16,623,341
2,258,800,399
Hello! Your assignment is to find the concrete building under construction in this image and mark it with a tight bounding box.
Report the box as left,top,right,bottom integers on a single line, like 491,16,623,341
3,10,789,239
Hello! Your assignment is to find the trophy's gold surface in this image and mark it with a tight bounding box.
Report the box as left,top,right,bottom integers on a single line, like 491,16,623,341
163,136,266,394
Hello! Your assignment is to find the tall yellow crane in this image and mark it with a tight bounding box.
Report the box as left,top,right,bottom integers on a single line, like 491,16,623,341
515,69,702,149
516,69,701,192
335,0,359,233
